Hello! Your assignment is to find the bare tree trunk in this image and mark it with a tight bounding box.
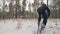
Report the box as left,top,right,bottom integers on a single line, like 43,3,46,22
15,0,20,19
3,0,5,19
9,0,14,19
47,0,48,6
15,0,17,19
22,0,26,18
34,0,39,18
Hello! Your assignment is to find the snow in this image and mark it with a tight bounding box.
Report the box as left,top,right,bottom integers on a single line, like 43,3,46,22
0,19,60,34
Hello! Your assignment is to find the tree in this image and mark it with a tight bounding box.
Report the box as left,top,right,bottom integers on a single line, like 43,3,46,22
34,0,39,18
22,0,26,18
9,0,16,19
49,0,60,18
2,0,5,19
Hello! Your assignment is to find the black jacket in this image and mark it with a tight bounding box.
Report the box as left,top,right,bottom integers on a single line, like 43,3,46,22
37,5,50,17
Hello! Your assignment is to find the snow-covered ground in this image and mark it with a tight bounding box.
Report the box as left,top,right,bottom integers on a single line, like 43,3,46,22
0,19,60,34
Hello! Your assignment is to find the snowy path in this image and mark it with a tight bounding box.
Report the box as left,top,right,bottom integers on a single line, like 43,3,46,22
0,19,60,34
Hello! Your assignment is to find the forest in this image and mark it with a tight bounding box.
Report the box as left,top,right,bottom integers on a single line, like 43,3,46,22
0,0,60,19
